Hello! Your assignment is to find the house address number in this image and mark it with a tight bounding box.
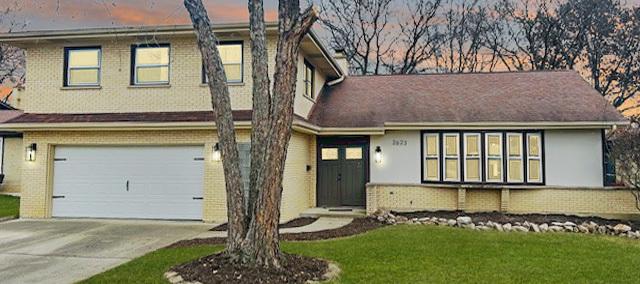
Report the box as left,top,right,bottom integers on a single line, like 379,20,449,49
392,139,408,146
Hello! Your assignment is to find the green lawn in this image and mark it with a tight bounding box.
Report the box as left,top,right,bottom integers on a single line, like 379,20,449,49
82,225,640,284
0,194,19,218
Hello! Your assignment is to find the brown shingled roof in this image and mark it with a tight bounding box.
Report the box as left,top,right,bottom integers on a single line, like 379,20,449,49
309,70,626,128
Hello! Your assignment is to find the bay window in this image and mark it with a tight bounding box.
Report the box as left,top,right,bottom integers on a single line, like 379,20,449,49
423,133,440,181
464,133,481,182
421,131,543,185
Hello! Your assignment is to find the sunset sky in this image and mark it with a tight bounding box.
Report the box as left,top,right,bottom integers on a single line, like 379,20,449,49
1,0,638,32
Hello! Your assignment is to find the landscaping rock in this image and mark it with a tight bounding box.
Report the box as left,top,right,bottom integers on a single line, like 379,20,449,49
495,223,504,232
578,225,589,233
447,219,457,227
614,224,632,234
539,223,549,232
512,226,529,232
503,223,512,232
457,216,472,225
531,223,540,233
549,225,563,232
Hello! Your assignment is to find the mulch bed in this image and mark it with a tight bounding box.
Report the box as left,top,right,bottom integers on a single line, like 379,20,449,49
210,217,318,232
171,253,328,284
168,217,386,249
396,210,640,231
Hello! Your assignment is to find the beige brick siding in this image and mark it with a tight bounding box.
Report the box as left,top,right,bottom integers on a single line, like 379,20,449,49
20,35,322,118
367,184,640,217
19,130,315,222
1,137,23,193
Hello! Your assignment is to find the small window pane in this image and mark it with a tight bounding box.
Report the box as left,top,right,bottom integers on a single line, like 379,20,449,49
137,66,169,83
488,135,501,156
321,148,338,160
466,135,479,155
445,159,458,180
445,135,458,155
426,159,438,180
69,50,99,67
529,159,541,181
69,69,99,85
529,135,540,157
219,44,242,63
508,135,521,156
466,159,480,180
345,148,362,160
509,160,523,181
426,135,438,156
136,47,169,65
224,64,242,82
488,159,502,180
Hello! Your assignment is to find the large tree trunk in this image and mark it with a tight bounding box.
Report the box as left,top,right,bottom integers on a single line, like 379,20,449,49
184,0,247,257
185,0,317,269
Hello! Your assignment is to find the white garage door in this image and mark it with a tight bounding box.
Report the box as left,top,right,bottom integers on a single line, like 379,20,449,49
52,146,205,220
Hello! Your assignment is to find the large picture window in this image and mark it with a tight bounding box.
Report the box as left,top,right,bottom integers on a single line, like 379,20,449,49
132,44,170,85
421,131,544,185
64,47,101,87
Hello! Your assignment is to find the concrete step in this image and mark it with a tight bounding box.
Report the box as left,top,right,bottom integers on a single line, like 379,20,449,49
300,207,367,218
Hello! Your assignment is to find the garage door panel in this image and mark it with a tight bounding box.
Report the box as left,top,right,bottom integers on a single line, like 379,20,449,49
52,146,205,220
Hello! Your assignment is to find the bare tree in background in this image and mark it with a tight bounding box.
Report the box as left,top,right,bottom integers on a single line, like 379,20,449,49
0,4,26,93
437,0,488,73
385,0,442,74
318,0,395,75
610,7,640,111
184,0,316,268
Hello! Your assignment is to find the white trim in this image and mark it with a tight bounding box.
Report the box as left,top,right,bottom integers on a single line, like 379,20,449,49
506,133,524,183
384,121,628,130
442,133,460,182
423,133,440,181
463,133,482,182
485,133,504,182
526,132,543,183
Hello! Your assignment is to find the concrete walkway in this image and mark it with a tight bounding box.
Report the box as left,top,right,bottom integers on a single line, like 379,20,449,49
0,219,210,284
194,217,354,239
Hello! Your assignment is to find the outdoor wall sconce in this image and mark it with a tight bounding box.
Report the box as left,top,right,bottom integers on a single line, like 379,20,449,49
212,142,221,162
25,143,37,162
375,146,383,164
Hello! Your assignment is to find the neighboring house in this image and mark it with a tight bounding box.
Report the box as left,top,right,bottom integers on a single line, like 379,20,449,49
0,23,631,222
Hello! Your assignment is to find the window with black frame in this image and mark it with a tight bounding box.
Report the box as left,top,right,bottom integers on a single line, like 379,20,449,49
422,131,544,185
64,47,101,87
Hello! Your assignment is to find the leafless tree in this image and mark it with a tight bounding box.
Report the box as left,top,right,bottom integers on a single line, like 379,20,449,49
436,0,488,73
184,0,317,268
608,117,640,211
0,3,26,90
318,0,395,75
384,0,443,74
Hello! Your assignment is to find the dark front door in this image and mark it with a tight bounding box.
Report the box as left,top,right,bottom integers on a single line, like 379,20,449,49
317,137,368,207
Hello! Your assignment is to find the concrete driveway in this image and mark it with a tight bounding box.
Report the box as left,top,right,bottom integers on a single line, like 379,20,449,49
0,219,211,284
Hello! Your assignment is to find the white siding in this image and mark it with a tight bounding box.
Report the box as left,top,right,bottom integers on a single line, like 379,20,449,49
544,129,603,188
370,131,422,183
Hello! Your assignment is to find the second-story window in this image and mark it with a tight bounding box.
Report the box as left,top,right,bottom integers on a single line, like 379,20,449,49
132,44,170,85
202,42,243,83
64,47,101,87
304,60,315,99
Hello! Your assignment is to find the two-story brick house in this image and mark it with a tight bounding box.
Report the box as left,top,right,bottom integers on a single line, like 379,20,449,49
0,23,633,222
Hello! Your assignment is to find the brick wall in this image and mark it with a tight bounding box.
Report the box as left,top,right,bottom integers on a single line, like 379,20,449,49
20,130,314,222
0,137,22,193
367,184,640,217
20,35,320,118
